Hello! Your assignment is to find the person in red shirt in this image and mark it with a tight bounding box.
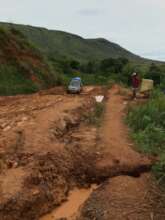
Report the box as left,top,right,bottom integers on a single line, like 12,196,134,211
131,72,141,99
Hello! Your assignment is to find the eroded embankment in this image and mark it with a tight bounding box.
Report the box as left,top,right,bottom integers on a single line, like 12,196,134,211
73,86,164,220
0,86,108,220
76,174,157,220
0,86,157,220
39,86,155,220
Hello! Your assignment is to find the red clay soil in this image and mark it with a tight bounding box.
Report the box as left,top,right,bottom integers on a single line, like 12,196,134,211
93,85,152,180
77,174,157,220
0,85,163,220
76,85,165,220
0,86,108,220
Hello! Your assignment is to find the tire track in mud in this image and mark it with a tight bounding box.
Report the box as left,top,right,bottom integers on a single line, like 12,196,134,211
40,85,156,220
0,87,107,220
75,85,163,220
0,86,159,220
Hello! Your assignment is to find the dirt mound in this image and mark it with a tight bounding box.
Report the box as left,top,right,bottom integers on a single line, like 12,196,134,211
76,174,159,220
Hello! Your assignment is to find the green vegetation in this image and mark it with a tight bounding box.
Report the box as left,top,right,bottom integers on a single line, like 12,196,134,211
1,23,165,186
85,102,105,126
0,22,165,96
0,26,60,95
127,90,165,185
0,65,38,95
0,22,144,63
53,56,165,87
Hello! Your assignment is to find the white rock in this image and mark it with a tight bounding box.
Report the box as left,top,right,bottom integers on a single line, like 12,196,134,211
95,96,104,103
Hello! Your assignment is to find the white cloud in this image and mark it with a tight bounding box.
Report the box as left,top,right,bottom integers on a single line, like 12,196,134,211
0,0,164,60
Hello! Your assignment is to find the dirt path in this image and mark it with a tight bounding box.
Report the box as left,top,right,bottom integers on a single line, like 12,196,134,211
97,85,151,173
40,85,156,220
77,85,162,220
0,85,163,220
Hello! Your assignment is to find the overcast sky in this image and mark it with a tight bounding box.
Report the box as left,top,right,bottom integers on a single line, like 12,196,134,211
0,0,164,61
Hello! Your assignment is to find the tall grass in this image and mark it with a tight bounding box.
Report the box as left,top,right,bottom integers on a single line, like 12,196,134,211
127,90,165,184
85,102,105,126
0,64,38,95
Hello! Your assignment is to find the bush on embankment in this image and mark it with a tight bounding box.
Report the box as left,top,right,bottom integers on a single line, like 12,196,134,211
0,27,59,95
127,90,165,185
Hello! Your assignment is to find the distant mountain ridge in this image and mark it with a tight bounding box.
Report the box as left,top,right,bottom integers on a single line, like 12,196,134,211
0,22,144,63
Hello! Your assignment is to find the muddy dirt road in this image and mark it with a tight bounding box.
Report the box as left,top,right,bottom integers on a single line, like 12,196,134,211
76,85,164,220
0,85,164,220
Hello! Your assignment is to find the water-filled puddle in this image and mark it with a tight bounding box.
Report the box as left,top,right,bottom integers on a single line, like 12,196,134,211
40,184,97,220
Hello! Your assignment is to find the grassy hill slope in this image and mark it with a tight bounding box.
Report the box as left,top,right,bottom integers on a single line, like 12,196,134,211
0,22,143,63
0,27,58,95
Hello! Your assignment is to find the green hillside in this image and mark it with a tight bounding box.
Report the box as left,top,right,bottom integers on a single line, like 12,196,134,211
0,22,164,96
0,22,143,63
0,26,58,95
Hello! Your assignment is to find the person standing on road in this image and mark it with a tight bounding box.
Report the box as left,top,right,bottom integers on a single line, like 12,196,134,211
131,72,141,99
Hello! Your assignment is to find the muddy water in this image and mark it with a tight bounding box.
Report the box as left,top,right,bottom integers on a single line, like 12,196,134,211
40,185,97,220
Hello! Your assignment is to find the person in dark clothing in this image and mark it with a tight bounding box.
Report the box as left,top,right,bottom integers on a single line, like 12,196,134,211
131,72,141,99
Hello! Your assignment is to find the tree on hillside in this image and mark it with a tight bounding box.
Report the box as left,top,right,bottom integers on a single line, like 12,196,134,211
100,58,115,74
122,63,137,85
84,61,96,74
70,60,80,70
146,63,163,85
100,57,129,75
56,59,72,74
114,57,129,73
